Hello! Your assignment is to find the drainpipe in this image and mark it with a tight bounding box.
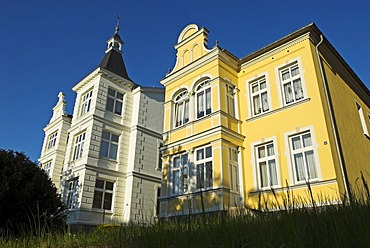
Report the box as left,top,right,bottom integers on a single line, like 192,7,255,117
315,34,351,203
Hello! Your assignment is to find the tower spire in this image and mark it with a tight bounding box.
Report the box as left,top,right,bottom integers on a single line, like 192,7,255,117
115,14,120,34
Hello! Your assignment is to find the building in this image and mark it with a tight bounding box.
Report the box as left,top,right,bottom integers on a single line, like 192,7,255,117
39,24,165,226
159,23,370,217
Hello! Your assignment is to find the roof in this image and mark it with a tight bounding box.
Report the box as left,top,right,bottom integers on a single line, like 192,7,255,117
99,48,132,81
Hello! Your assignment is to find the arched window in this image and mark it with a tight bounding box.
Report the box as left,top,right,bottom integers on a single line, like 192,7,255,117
196,79,211,118
174,90,189,127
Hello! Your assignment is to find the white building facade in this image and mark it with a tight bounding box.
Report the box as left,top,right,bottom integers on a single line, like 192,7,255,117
39,25,164,226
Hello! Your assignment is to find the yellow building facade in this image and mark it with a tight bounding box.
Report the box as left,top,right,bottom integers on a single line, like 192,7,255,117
159,23,370,217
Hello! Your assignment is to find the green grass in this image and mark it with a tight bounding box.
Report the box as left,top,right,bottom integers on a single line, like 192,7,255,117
2,195,370,247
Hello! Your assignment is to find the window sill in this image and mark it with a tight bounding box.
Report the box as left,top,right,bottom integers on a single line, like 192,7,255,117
99,156,118,162
91,208,113,214
247,98,311,122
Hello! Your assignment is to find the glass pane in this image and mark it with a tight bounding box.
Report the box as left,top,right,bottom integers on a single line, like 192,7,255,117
108,88,115,96
196,149,204,160
294,153,305,181
95,179,104,188
284,83,294,104
258,146,265,158
92,191,103,208
196,164,204,189
176,102,183,126
181,154,188,166
173,157,180,168
100,141,109,158
252,84,259,93
291,65,299,77
302,133,312,147
111,134,119,143
253,95,261,114
106,97,114,112
103,192,113,210
197,92,204,118
260,162,268,187
105,181,114,190
293,79,303,100
173,170,179,193
115,101,122,115
268,159,278,186
205,146,212,158
102,131,110,140
305,150,317,179
184,100,189,123
267,143,274,156
282,69,290,80
261,92,269,112
109,144,118,160
260,81,266,90
205,161,212,187
292,136,301,150
205,88,211,114
117,92,124,100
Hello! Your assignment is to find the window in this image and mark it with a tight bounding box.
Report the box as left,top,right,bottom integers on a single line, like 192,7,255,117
43,160,52,177
196,80,211,118
66,178,79,209
155,187,161,216
174,90,189,127
195,146,213,190
92,179,114,210
279,62,304,105
356,103,369,137
226,85,235,117
100,131,119,160
156,140,163,170
250,77,269,116
47,131,58,150
73,132,86,160
171,154,189,195
229,148,238,192
255,142,278,188
80,90,93,115
289,132,317,182
106,88,124,115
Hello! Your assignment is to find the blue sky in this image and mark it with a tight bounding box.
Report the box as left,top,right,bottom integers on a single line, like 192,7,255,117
0,1,369,162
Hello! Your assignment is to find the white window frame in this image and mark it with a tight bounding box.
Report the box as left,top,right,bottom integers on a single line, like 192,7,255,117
195,79,212,119
92,179,115,210
277,59,306,106
47,131,58,150
174,90,190,128
73,132,86,160
106,88,124,115
226,84,236,117
356,102,369,137
229,148,239,192
288,130,319,183
255,141,279,189
195,145,213,191
43,160,52,177
171,153,189,195
249,76,270,116
99,131,119,160
80,89,93,116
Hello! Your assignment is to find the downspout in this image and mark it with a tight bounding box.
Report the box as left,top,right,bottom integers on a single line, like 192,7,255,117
315,35,351,203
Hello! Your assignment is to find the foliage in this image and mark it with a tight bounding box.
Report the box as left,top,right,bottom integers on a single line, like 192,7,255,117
0,149,66,235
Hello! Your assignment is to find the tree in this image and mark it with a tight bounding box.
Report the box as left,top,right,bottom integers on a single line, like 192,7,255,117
0,149,66,235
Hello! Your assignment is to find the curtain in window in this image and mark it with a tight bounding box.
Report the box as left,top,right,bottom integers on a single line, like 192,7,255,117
172,170,179,194
182,167,188,193
176,102,183,126
293,79,303,100
253,95,261,115
268,160,278,186
197,92,204,117
284,83,294,104
294,153,305,181
184,100,189,123
261,92,269,112
260,161,268,187
305,150,317,179
196,164,204,189
205,161,212,188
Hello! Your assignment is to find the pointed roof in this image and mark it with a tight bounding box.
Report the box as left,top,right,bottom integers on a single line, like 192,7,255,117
99,18,133,82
